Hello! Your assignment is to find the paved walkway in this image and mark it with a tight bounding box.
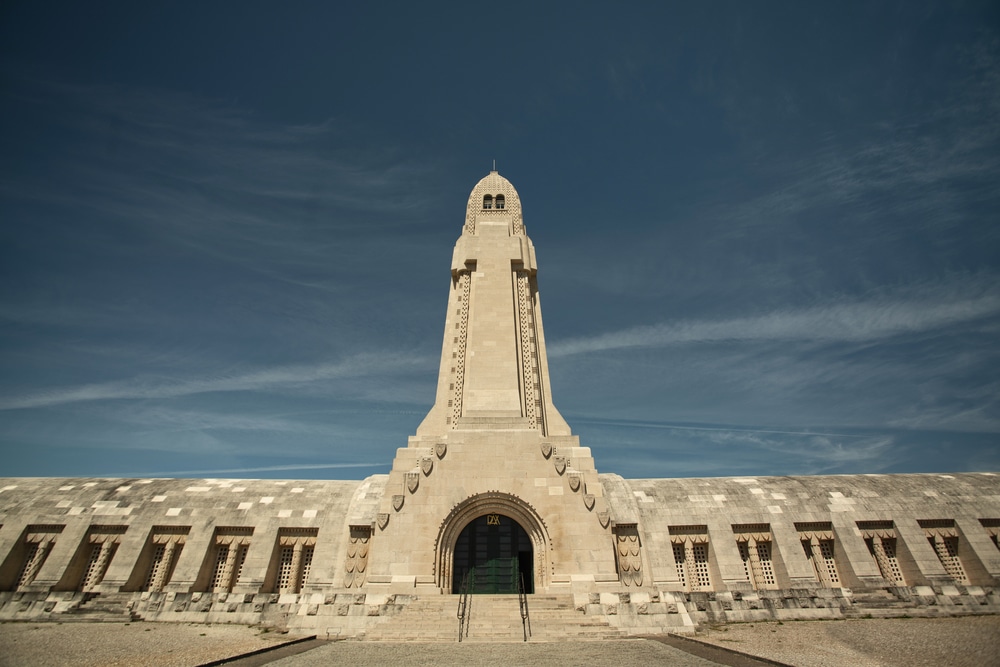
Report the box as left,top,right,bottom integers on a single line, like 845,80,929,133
1,615,998,666
264,640,726,667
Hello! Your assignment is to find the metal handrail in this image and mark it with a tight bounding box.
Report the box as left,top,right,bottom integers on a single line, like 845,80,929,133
456,569,474,642
518,572,531,641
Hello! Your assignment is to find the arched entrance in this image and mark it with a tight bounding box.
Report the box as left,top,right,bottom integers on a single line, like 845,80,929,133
436,492,549,594
452,514,533,594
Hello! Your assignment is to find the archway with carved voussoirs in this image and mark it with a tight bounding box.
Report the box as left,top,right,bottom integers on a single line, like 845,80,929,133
436,492,549,594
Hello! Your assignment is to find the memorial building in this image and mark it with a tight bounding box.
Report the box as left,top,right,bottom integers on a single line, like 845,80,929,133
1,171,998,638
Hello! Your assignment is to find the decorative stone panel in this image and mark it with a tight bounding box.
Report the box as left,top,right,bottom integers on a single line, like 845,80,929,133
614,523,644,587
668,525,712,592
857,520,906,585
143,526,189,593
919,519,969,584
273,528,318,594
79,525,127,592
733,523,778,590
344,525,372,589
795,522,840,587
208,527,253,593
15,525,64,590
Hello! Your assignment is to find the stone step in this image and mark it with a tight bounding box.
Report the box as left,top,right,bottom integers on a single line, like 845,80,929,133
362,593,628,642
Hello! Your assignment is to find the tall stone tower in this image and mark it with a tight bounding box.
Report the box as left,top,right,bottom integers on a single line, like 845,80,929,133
362,171,618,595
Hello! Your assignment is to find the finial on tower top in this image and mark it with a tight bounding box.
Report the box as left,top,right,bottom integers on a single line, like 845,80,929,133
492,159,497,172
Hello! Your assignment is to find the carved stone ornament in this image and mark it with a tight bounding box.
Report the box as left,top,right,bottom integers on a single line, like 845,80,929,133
554,456,566,474
377,513,389,530
435,442,447,458
598,511,611,527
568,472,581,492
540,442,552,458
392,495,404,511
406,471,419,493
420,456,433,475
583,493,595,510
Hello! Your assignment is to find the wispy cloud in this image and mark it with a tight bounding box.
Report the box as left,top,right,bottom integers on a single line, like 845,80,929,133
102,462,385,478
0,352,433,411
550,284,1000,356
0,73,447,279
597,425,899,478
572,417,872,440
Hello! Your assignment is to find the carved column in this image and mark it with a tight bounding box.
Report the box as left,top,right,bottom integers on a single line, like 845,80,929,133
288,542,304,593
151,541,176,593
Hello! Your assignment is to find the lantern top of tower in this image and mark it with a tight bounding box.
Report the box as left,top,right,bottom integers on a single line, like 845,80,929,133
464,170,524,236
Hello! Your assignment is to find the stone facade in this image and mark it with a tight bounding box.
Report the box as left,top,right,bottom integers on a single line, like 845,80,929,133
1,171,998,636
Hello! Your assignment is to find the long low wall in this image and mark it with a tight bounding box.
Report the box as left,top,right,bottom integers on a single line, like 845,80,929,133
0,472,998,633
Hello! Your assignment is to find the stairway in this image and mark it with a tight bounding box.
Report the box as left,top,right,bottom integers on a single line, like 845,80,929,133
361,594,627,642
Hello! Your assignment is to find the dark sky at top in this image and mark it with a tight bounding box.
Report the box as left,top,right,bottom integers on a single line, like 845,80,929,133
1,1,998,479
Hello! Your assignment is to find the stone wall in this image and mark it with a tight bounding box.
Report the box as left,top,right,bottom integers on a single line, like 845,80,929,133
0,471,998,635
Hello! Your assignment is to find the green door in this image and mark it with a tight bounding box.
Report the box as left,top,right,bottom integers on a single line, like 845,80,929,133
452,514,533,594
473,556,518,594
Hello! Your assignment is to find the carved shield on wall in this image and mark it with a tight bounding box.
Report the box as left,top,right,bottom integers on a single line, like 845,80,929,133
435,442,447,458
554,456,566,474
598,511,611,527
583,493,595,509
420,457,433,475
377,513,389,530
406,472,419,493
568,472,581,492
540,442,552,458
392,494,404,511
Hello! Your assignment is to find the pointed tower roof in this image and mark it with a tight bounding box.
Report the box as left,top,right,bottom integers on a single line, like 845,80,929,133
462,170,525,237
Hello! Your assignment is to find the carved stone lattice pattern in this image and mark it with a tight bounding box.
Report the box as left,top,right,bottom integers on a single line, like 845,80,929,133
515,270,541,429
449,271,471,428
80,526,125,592
275,529,318,594
796,523,840,587
858,521,905,585
344,526,371,589
17,527,61,590
734,525,777,590
927,534,968,583
614,524,643,587
669,527,711,591
143,529,188,593
210,529,252,592
143,544,168,592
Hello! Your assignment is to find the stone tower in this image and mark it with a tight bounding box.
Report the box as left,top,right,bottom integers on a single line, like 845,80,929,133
362,171,618,595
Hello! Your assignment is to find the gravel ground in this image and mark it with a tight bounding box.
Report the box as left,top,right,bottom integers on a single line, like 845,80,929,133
692,615,1000,667
266,639,722,667
1,617,997,667
0,622,295,667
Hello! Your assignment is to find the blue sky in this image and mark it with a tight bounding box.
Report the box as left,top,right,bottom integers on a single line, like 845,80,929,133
1,2,998,480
